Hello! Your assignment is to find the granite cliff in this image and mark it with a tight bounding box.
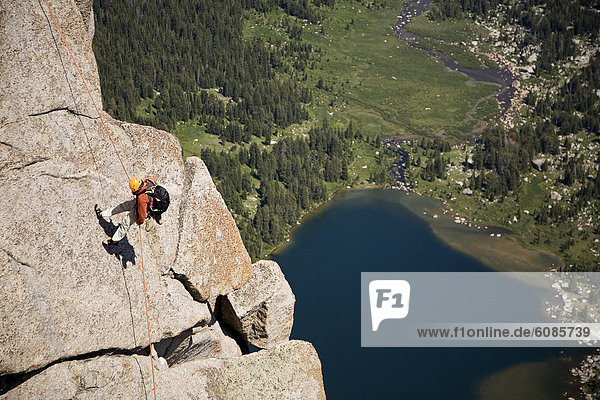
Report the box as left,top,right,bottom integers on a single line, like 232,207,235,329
0,0,325,398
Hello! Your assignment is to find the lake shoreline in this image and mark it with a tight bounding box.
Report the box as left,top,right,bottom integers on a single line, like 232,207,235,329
271,188,583,399
402,188,565,272
269,184,385,257
272,184,563,273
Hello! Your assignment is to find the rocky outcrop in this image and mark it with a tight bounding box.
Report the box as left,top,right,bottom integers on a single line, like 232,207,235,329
171,157,253,301
0,340,325,400
219,260,295,349
0,106,258,375
0,0,324,398
162,321,242,366
0,111,216,376
207,340,326,400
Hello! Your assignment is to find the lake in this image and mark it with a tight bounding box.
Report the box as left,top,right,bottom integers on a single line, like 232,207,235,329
271,189,580,400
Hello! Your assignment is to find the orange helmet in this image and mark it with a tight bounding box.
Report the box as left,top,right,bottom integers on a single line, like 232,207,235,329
129,177,143,194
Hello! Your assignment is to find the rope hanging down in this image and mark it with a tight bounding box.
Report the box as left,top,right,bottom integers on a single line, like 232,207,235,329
42,0,130,181
41,1,157,399
138,225,157,399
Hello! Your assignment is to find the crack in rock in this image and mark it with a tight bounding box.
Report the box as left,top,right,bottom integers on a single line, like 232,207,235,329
0,345,149,396
28,107,96,120
40,172,90,180
4,157,50,172
168,267,204,303
1,248,35,271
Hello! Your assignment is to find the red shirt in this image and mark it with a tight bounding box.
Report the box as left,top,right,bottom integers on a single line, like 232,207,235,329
134,179,155,225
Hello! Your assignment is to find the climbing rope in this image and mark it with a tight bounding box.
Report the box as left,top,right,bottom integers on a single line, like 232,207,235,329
138,225,157,399
38,0,106,205
41,0,130,181
41,1,156,399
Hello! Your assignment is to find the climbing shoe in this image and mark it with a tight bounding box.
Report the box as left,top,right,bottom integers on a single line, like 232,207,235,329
95,204,103,219
102,238,118,247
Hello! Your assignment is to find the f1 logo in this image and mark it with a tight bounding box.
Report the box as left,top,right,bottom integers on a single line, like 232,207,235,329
369,280,411,331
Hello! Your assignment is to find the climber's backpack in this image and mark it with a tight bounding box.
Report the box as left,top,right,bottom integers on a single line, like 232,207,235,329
142,178,170,218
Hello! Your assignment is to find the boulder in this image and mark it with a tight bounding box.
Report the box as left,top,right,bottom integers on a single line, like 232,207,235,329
162,321,242,366
210,340,326,400
1,340,325,400
219,260,295,349
171,157,253,301
532,157,546,171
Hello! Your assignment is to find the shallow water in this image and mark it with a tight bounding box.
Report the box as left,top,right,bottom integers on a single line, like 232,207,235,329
394,0,515,114
396,191,563,272
271,189,578,400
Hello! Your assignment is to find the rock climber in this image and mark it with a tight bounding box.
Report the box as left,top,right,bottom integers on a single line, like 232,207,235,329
95,177,170,246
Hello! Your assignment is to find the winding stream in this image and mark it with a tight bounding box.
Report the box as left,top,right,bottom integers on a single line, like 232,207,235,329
393,0,516,115
269,4,584,399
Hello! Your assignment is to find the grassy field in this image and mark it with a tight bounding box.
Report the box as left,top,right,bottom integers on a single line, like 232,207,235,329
174,0,501,193
173,122,230,158
406,15,498,70
245,0,498,139
175,0,503,165
471,97,500,121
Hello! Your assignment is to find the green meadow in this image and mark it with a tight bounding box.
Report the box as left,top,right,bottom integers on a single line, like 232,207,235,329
173,0,501,192
244,0,499,139
170,0,502,211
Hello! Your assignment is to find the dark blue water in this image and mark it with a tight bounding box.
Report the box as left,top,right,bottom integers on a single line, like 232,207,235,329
271,189,574,400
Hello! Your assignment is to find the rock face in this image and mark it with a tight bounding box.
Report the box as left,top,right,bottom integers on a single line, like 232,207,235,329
0,96,214,377
0,341,325,400
207,340,326,400
162,321,242,366
0,0,324,398
0,0,101,125
220,260,296,349
172,157,253,301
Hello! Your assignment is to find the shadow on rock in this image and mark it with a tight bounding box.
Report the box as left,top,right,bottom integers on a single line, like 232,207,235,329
97,216,136,268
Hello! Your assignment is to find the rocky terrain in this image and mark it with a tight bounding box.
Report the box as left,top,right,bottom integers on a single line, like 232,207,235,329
0,0,325,398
